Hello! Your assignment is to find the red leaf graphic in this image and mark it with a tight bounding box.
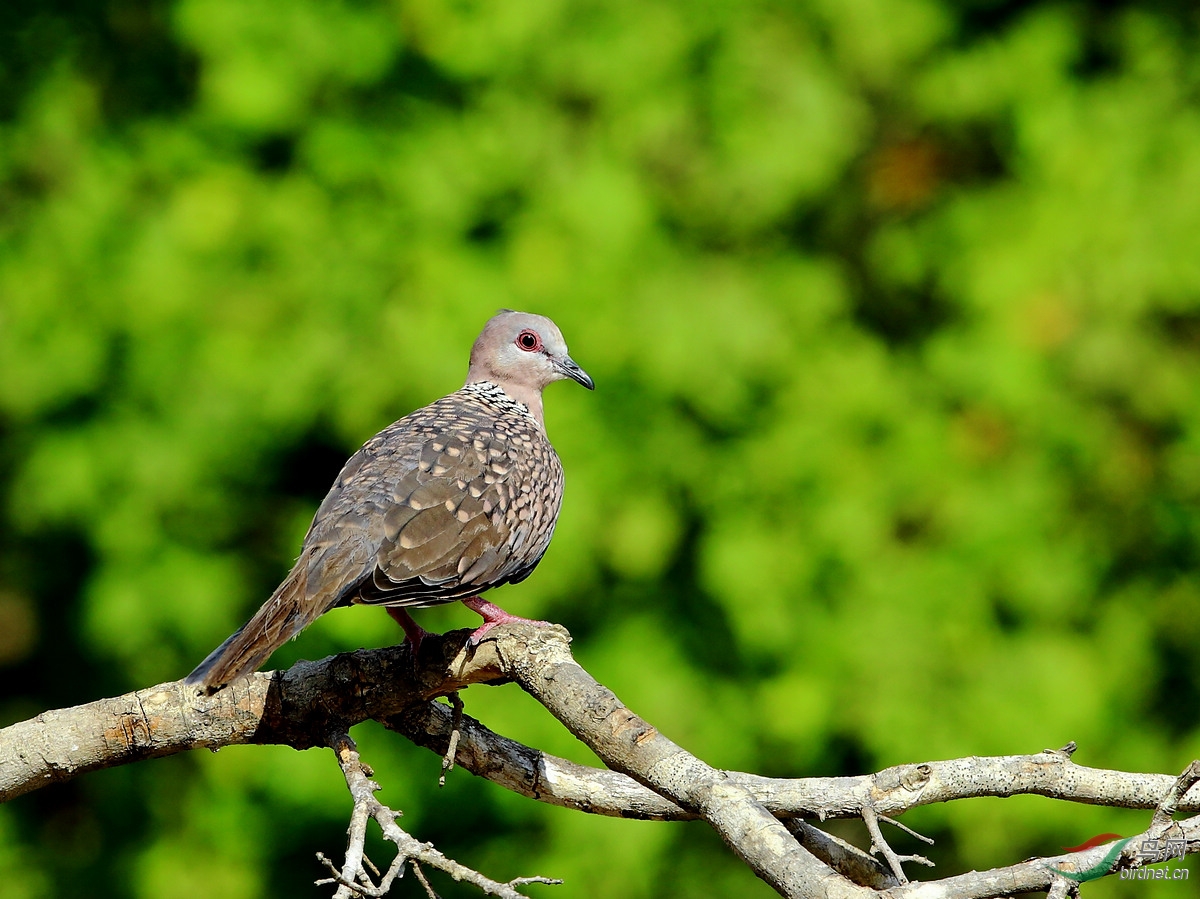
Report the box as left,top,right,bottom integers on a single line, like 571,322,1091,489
1062,833,1123,853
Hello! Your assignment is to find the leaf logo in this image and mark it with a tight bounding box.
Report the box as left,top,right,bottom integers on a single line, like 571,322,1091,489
1061,833,1124,853
1045,835,1131,883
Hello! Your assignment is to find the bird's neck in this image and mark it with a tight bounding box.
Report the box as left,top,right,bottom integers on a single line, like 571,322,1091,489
463,378,546,429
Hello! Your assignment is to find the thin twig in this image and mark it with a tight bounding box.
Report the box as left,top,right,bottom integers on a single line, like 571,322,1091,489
411,862,440,899
861,804,933,884
321,731,561,898
879,813,935,845
440,693,464,788
1150,760,1200,832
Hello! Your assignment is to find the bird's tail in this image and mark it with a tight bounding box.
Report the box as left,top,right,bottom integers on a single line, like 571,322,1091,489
184,562,321,693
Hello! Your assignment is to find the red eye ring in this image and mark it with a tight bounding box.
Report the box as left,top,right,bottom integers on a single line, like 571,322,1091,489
516,329,543,352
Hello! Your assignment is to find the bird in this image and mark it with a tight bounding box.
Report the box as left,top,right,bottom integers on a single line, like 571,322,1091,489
185,310,593,693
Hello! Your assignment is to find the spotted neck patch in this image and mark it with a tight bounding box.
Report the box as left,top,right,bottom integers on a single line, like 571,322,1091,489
462,381,535,421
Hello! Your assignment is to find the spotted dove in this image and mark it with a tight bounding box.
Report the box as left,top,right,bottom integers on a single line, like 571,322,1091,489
185,310,593,692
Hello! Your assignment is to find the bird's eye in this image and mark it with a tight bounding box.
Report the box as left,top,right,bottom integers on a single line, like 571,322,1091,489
516,329,542,352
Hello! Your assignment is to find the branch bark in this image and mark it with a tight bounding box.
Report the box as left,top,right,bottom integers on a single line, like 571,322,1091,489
0,628,500,802
482,626,867,898
3,622,1199,899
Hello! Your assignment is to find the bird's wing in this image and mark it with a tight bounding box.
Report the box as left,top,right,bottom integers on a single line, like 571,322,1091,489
353,426,529,606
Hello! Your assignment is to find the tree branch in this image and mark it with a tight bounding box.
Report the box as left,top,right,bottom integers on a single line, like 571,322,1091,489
317,731,560,899
479,627,866,898
4,622,1200,898
0,628,501,802
385,695,1200,826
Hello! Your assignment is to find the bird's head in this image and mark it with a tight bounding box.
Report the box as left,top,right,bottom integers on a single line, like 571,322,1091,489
466,311,593,423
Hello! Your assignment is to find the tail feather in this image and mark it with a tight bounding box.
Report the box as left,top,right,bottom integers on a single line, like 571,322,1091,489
184,565,321,693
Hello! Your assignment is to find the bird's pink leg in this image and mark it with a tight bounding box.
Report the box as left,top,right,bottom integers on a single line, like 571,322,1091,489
387,606,432,659
462,597,552,644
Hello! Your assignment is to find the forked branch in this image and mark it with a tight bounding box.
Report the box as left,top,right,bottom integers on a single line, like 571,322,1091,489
317,731,560,899
3,623,1199,898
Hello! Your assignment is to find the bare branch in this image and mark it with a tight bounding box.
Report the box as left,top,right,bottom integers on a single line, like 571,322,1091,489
410,863,439,899
482,627,873,898
6,625,1200,828
0,629,499,803
1151,760,1200,832
6,622,1200,898
891,813,1200,898
860,804,932,884
388,699,1200,833
439,693,464,788
783,820,899,890
386,700,692,819
879,814,934,847
320,731,561,899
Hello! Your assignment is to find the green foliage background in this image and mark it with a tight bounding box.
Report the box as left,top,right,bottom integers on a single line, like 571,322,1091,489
2,1,1199,896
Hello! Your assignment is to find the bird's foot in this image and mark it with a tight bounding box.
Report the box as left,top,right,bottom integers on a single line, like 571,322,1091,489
387,606,433,660
462,597,552,645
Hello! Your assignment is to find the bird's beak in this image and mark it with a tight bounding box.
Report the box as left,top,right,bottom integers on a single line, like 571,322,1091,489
554,355,595,390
